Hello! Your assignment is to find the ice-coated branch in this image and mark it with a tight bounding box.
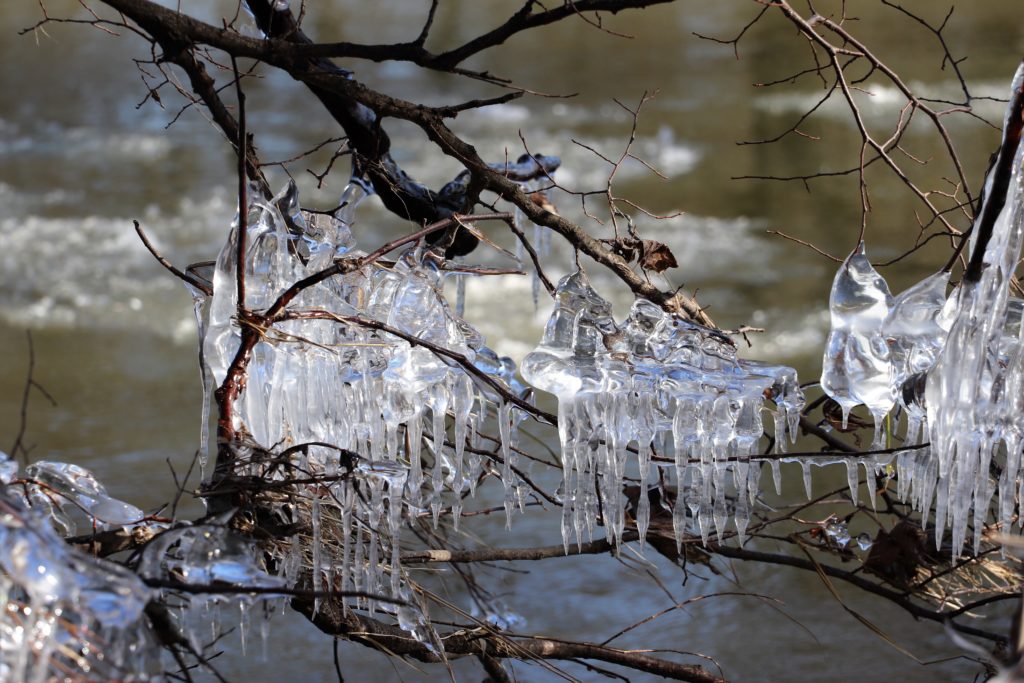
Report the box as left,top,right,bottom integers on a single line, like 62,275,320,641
205,211,517,490
293,595,728,683
963,59,1024,283
265,213,516,319
281,310,555,424
402,531,640,564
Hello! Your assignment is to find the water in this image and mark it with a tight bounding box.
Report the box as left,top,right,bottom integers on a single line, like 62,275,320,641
2,1,1021,680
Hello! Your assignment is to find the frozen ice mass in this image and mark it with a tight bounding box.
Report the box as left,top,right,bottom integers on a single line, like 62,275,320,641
521,270,805,550
0,452,161,682
201,178,531,647
821,62,1024,556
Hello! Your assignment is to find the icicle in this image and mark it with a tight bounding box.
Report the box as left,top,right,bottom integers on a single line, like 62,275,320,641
635,393,654,545
455,263,467,318
521,273,804,547
239,599,250,656
260,609,271,662
532,222,542,309
311,497,322,616
734,461,751,545
772,410,787,454
429,386,448,528
846,460,859,506
499,401,514,528
186,282,213,470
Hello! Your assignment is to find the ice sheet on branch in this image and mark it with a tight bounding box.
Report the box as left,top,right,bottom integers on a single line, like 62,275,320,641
520,270,804,551
198,179,527,646
819,62,1024,556
0,452,159,682
25,460,145,528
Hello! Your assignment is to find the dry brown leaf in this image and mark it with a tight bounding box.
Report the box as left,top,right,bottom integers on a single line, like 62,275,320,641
638,239,678,273
529,191,559,216
864,520,936,589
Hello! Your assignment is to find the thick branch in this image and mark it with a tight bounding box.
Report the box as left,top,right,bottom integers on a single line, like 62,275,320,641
293,597,726,683
964,60,1024,283
96,0,675,76
97,0,712,325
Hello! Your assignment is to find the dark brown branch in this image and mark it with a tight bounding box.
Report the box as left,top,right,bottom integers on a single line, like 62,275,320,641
9,331,56,464
134,220,212,296
505,217,557,296
143,579,406,604
163,46,270,197
293,596,726,683
964,60,1024,284
97,0,710,326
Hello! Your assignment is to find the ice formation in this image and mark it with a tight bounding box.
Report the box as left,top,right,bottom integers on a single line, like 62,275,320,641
25,460,145,528
820,242,896,443
199,179,526,643
820,63,1024,556
0,453,161,682
520,271,805,550
0,173,533,678
5,454,294,680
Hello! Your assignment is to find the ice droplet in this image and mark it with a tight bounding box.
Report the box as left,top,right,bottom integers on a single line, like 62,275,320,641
820,242,894,437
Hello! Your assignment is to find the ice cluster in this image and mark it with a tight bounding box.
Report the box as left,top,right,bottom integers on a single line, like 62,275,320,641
0,452,161,682
520,271,805,550
199,179,526,641
820,63,1024,555
5,455,286,681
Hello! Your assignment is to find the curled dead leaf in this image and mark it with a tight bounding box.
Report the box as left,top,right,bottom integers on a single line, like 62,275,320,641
529,191,559,216
638,239,678,273
863,520,936,589
599,236,678,274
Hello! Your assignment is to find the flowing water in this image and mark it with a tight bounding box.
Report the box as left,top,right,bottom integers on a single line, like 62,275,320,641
1,1,1022,680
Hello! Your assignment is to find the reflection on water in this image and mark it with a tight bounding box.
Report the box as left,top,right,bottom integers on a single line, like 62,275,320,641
1,1,1020,680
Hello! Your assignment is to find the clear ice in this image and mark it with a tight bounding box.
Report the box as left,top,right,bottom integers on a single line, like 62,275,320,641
818,63,1024,557
0,451,160,681
199,179,526,646
520,270,804,551
820,242,895,443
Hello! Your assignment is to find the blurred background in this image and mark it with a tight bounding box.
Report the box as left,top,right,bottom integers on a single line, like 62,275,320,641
1,1,1022,680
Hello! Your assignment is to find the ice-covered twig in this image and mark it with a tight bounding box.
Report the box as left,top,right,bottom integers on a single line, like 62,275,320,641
281,310,555,424
133,220,212,296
